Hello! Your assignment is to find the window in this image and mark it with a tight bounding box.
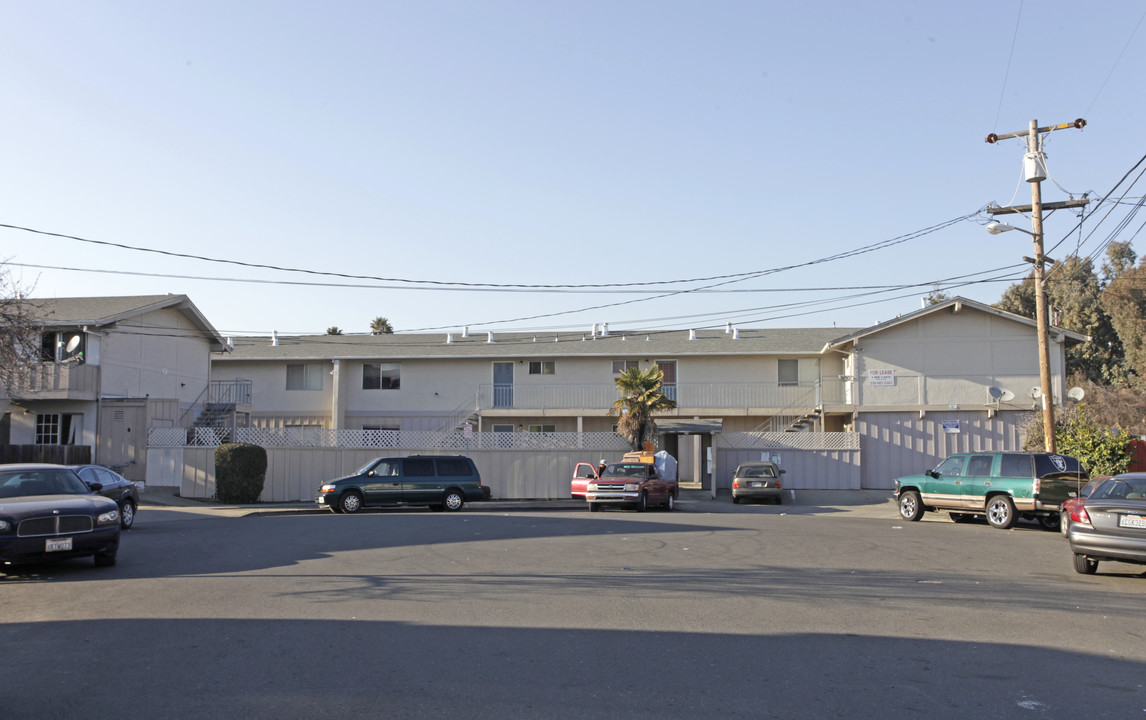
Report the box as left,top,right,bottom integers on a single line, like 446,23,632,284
35,413,80,445
656,360,677,402
966,455,994,476
527,424,556,433
612,360,639,374
529,361,555,375
492,424,514,433
778,359,799,387
363,363,401,390
286,364,323,391
404,458,435,476
436,458,473,476
40,331,85,364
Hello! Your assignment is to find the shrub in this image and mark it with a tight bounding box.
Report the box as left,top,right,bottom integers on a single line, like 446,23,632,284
1022,404,1133,477
214,443,268,504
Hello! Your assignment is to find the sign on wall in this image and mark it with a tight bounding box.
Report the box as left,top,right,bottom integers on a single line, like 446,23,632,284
942,420,961,434
867,368,895,386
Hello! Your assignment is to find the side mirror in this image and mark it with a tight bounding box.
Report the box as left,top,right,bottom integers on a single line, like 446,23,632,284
88,482,103,492
927,470,939,478
366,471,375,477
780,469,787,474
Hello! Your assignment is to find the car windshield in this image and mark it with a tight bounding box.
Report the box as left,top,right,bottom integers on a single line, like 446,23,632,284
0,469,90,498
601,464,646,478
738,465,775,478
1090,477,1146,501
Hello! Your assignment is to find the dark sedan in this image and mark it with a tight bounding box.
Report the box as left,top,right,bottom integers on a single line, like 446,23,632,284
0,464,121,571
1068,473,1146,575
70,464,140,529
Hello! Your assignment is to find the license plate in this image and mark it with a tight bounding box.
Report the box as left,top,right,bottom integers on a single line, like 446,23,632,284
1118,514,1146,529
751,481,765,488
45,537,73,553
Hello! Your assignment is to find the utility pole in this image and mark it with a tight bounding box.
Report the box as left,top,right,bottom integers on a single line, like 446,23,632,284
986,118,1087,453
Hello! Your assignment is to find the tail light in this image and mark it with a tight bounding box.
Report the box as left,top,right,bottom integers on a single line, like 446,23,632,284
1033,478,1041,495
1070,505,1092,528
732,479,740,488
776,480,782,489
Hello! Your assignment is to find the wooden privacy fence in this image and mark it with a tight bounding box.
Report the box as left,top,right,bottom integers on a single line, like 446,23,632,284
0,444,92,465
148,430,863,502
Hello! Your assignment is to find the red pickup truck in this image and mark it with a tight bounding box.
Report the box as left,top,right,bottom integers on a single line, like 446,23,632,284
571,460,678,512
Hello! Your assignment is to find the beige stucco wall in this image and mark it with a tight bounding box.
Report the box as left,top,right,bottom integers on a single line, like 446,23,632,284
854,309,1062,409
98,308,211,403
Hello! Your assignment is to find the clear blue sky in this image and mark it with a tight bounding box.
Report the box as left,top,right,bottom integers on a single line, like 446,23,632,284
2,1,1143,336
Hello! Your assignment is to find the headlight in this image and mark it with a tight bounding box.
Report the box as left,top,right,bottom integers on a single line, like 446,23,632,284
0,519,10,532
319,484,336,494
587,483,598,491
97,510,120,526
624,483,639,492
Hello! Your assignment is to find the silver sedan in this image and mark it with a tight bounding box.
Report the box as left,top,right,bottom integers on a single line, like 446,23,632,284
1068,473,1146,575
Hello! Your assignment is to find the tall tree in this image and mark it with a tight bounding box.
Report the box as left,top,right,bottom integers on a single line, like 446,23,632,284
995,255,1122,384
370,317,394,335
0,268,41,401
1101,257,1146,385
609,365,677,450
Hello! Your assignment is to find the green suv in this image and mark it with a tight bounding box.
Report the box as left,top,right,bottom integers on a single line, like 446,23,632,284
895,452,1088,530
316,455,483,513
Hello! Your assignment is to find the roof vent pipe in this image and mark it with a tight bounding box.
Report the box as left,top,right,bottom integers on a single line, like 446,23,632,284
591,323,598,336
602,323,609,336
462,326,469,337
732,328,740,339
446,333,453,344
487,331,494,344
688,329,696,340
725,322,732,334
272,330,279,346
226,336,233,347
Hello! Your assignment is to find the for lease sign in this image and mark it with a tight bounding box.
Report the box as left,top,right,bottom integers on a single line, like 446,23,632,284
867,369,895,386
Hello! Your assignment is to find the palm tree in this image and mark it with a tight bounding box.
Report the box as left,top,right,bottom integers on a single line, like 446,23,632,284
370,317,394,335
326,326,343,336
609,365,677,449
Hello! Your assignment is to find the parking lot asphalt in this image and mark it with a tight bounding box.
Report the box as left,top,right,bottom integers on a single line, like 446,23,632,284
138,485,899,519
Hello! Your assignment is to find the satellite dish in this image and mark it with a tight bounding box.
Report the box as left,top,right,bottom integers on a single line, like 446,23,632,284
999,390,1015,402
1029,386,1043,399
1067,387,1086,403
988,386,1003,400
65,335,81,353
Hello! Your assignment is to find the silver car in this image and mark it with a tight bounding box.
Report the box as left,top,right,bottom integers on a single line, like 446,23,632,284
1068,473,1146,575
731,461,786,504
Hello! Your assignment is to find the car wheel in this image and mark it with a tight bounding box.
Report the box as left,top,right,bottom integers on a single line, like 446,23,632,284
339,491,363,514
1039,513,1060,531
94,550,117,567
665,493,675,512
120,501,136,529
1073,553,1098,575
898,490,923,521
636,491,647,512
588,502,599,512
1060,511,1070,537
985,495,1016,529
773,495,782,505
443,490,465,512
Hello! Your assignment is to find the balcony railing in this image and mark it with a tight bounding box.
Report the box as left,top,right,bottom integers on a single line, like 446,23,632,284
476,378,848,412
209,378,252,405
12,362,100,399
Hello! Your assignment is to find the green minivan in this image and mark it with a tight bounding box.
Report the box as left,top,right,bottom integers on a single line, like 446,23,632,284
316,455,483,513
895,452,1089,529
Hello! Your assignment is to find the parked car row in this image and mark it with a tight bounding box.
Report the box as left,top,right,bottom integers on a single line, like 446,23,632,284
0,463,130,573
895,452,1146,577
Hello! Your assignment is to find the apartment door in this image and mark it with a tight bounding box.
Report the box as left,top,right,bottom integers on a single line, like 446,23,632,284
655,360,677,403
493,362,514,408
98,400,146,482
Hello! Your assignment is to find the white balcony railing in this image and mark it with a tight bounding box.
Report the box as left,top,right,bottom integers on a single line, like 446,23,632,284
13,362,100,398
476,379,847,411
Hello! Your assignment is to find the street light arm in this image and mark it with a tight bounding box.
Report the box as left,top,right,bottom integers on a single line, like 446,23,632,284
985,221,1039,238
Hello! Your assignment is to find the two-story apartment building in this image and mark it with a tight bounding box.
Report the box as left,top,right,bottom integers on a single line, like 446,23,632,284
208,297,1087,491
3,295,228,482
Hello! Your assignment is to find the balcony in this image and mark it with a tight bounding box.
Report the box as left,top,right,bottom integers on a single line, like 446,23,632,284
13,362,100,400
476,378,848,414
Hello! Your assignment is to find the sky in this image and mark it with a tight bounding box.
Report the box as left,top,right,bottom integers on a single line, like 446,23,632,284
2,1,1144,338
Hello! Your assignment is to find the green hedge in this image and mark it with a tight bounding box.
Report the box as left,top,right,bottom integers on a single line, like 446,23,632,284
214,443,268,504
